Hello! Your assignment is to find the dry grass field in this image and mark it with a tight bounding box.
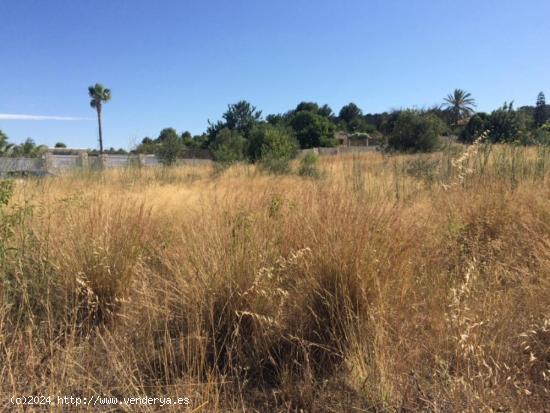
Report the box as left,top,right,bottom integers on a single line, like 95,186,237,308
1,144,549,412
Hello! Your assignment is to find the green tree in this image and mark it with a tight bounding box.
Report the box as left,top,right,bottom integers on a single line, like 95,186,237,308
157,127,179,142
295,102,319,113
209,128,246,164
88,83,112,153
534,92,549,127
11,138,48,157
534,123,550,145
290,111,336,148
339,103,366,132
388,111,445,152
156,129,183,165
459,113,490,143
488,102,531,143
222,100,262,136
207,100,262,144
339,102,362,124
443,89,476,126
134,137,157,154
294,102,334,119
248,124,298,173
266,113,286,126
0,130,8,146
180,131,193,146
318,104,334,118
0,130,15,155
54,142,67,148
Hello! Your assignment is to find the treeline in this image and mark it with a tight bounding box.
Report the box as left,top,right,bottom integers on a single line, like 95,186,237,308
135,90,550,164
0,133,49,158
2,89,549,162
0,132,128,158
133,100,374,166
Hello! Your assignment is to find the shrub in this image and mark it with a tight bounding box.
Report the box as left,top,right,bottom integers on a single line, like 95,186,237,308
249,125,298,174
209,128,246,165
388,110,445,152
405,157,440,183
487,102,531,143
156,133,184,166
290,111,337,148
534,123,550,145
298,152,322,178
460,113,490,143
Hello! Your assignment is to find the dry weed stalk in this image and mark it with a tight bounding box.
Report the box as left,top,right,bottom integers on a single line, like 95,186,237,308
443,130,489,190
1,149,548,412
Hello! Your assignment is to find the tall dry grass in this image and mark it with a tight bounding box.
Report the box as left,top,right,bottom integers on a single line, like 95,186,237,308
1,144,549,412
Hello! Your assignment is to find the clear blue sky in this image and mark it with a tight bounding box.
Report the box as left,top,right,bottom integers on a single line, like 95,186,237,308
1,0,549,149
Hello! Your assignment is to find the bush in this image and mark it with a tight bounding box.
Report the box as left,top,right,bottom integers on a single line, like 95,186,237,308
248,125,297,161
488,102,532,143
534,123,550,145
298,152,322,178
290,111,337,148
460,113,490,143
209,128,246,165
249,125,298,174
156,133,184,166
388,110,445,152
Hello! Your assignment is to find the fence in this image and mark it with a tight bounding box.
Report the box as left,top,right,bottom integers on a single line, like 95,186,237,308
0,146,379,176
298,146,379,157
0,153,213,176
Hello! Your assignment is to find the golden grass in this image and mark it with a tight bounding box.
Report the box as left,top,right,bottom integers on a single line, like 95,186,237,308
1,145,549,412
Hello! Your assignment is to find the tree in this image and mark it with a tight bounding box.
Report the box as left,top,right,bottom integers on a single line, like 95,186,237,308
534,92,549,127
88,83,112,154
207,100,262,144
11,138,48,158
459,113,490,143
487,102,531,143
339,103,362,124
0,130,7,146
222,100,262,136
251,125,298,174
295,102,319,113
338,103,366,132
180,131,193,146
443,89,476,126
247,124,298,162
388,110,445,152
134,137,157,154
0,130,15,155
534,123,550,144
318,104,334,118
266,113,286,126
157,128,179,142
209,128,246,164
54,142,67,148
156,131,183,165
295,102,334,119
290,111,336,148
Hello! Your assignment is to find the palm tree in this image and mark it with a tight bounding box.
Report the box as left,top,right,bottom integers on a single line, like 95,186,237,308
0,130,15,156
443,89,476,127
11,138,48,158
88,83,112,153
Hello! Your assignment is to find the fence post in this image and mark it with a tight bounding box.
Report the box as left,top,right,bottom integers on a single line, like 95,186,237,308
42,152,54,175
77,152,89,169
138,154,146,167
98,154,108,169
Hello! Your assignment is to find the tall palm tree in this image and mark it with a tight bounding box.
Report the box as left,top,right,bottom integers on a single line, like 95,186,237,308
443,89,476,127
88,83,111,153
